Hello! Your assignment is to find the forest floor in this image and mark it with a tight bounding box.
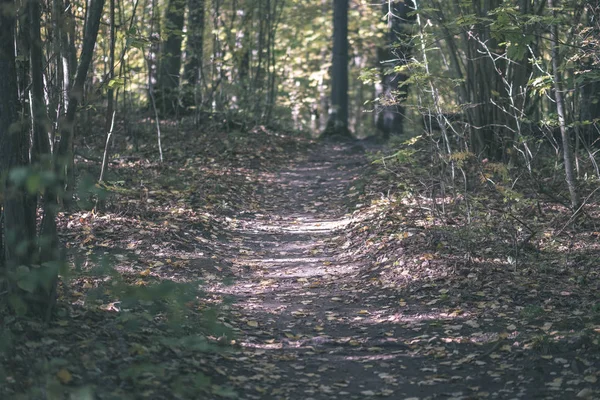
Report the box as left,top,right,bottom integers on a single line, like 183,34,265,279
1,124,600,399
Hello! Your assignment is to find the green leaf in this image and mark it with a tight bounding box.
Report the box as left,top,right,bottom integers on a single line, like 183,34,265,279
17,277,37,294
8,294,28,315
108,77,125,89
26,173,42,194
8,167,29,186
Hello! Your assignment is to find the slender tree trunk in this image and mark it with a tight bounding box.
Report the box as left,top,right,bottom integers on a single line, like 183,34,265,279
100,0,116,184
62,0,78,109
548,0,579,209
579,2,600,146
106,0,116,134
55,0,106,199
30,0,51,164
30,0,61,318
324,0,351,138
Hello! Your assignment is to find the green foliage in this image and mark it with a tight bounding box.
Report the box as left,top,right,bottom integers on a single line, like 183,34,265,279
8,166,58,195
372,136,421,166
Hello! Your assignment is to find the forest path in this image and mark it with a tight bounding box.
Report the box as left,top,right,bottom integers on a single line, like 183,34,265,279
3,132,597,400
205,141,561,400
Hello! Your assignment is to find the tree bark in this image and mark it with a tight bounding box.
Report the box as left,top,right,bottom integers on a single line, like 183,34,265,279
184,0,205,86
55,0,105,200
548,0,579,209
324,0,351,138
376,0,414,139
0,0,37,310
30,0,61,318
30,0,52,164
157,0,186,115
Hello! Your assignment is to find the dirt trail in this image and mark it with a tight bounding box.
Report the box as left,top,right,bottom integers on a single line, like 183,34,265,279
205,141,582,400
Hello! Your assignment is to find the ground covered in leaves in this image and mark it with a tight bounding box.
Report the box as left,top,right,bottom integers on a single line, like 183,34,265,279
1,123,600,399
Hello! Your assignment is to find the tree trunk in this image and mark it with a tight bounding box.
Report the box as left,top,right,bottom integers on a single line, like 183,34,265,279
55,0,105,200
30,0,60,318
548,0,579,209
579,3,600,147
157,0,186,115
323,0,351,138
376,0,414,139
106,0,116,135
100,0,116,184
0,0,37,313
30,0,52,164
184,0,205,86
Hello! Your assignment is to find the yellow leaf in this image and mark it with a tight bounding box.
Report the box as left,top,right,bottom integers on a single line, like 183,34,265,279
500,344,512,352
56,368,72,384
358,310,369,315
247,320,259,327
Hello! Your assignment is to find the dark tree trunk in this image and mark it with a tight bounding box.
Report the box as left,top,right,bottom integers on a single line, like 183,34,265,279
323,0,351,138
30,0,61,318
579,3,600,146
30,0,52,164
184,0,205,86
55,0,105,200
157,0,186,115
580,79,600,146
0,0,37,312
376,0,414,139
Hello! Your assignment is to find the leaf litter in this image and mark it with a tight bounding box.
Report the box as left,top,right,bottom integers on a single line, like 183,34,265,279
1,124,599,399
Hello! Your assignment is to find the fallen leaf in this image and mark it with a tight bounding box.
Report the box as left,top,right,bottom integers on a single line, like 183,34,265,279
577,388,594,398
56,368,73,384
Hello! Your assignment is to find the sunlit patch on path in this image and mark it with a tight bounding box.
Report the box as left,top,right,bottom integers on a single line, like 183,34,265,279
250,216,354,234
